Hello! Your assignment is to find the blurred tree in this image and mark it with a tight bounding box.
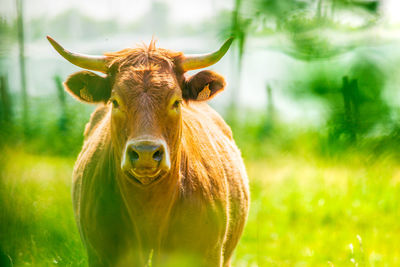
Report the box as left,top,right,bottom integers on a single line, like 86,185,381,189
229,0,382,60
279,0,380,60
16,0,29,134
226,0,391,148
289,54,389,147
255,0,309,30
333,0,380,14
226,0,252,123
0,18,16,57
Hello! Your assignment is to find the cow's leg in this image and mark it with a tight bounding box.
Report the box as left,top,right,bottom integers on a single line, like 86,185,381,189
204,245,224,267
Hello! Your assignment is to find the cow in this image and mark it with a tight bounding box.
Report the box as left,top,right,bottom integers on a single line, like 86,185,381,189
47,36,249,267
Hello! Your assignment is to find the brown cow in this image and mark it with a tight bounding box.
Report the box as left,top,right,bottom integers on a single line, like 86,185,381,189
48,36,249,267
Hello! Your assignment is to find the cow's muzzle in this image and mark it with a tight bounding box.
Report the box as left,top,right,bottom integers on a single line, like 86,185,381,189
121,138,170,185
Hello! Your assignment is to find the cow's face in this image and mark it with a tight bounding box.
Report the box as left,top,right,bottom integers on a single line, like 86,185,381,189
110,61,183,186
61,44,226,186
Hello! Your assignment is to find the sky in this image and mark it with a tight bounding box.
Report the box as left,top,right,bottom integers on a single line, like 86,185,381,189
0,0,232,24
382,0,400,24
0,0,398,24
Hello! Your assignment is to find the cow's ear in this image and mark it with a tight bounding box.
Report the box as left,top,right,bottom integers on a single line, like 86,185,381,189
182,70,226,101
64,71,111,103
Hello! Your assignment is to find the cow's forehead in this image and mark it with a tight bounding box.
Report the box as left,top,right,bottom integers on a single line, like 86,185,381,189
112,68,180,104
117,67,178,89
107,45,183,98
106,44,182,73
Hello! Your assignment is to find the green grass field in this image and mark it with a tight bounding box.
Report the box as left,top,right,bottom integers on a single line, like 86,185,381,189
1,147,399,266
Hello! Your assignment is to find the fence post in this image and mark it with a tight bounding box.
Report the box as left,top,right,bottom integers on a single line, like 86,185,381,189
54,75,67,132
266,84,274,123
341,76,357,143
0,75,12,125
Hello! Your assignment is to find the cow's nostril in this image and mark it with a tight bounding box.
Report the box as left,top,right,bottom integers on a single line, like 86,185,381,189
152,150,163,162
129,149,139,162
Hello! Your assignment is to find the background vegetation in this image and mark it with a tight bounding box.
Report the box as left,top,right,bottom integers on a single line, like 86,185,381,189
1,0,400,266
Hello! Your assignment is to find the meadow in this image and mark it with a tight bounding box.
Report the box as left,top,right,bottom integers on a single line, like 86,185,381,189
1,127,399,266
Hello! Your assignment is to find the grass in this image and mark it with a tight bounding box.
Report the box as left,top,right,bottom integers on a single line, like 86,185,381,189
1,147,400,266
0,148,86,266
236,154,400,266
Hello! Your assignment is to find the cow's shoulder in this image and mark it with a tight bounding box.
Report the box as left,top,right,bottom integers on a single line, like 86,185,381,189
74,105,111,184
180,102,238,195
83,105,110,139
182,102,233,140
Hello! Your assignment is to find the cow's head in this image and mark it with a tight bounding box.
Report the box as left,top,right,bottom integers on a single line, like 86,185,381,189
48,36,232,186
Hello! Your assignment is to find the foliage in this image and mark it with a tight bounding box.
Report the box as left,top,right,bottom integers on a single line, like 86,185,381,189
2,94,93,157
284,51,394,147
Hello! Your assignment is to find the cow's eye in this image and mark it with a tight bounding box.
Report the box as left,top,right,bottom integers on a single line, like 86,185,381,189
172,100,181,109
111,99,119,109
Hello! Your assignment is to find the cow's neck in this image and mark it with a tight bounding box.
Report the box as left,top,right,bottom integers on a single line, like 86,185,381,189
115,150,181,250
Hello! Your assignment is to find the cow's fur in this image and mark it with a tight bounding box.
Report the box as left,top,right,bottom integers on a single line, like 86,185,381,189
67,41,249,267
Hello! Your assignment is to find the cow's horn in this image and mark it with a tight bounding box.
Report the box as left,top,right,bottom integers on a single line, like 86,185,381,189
47,36,108,73
181,37,234,71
